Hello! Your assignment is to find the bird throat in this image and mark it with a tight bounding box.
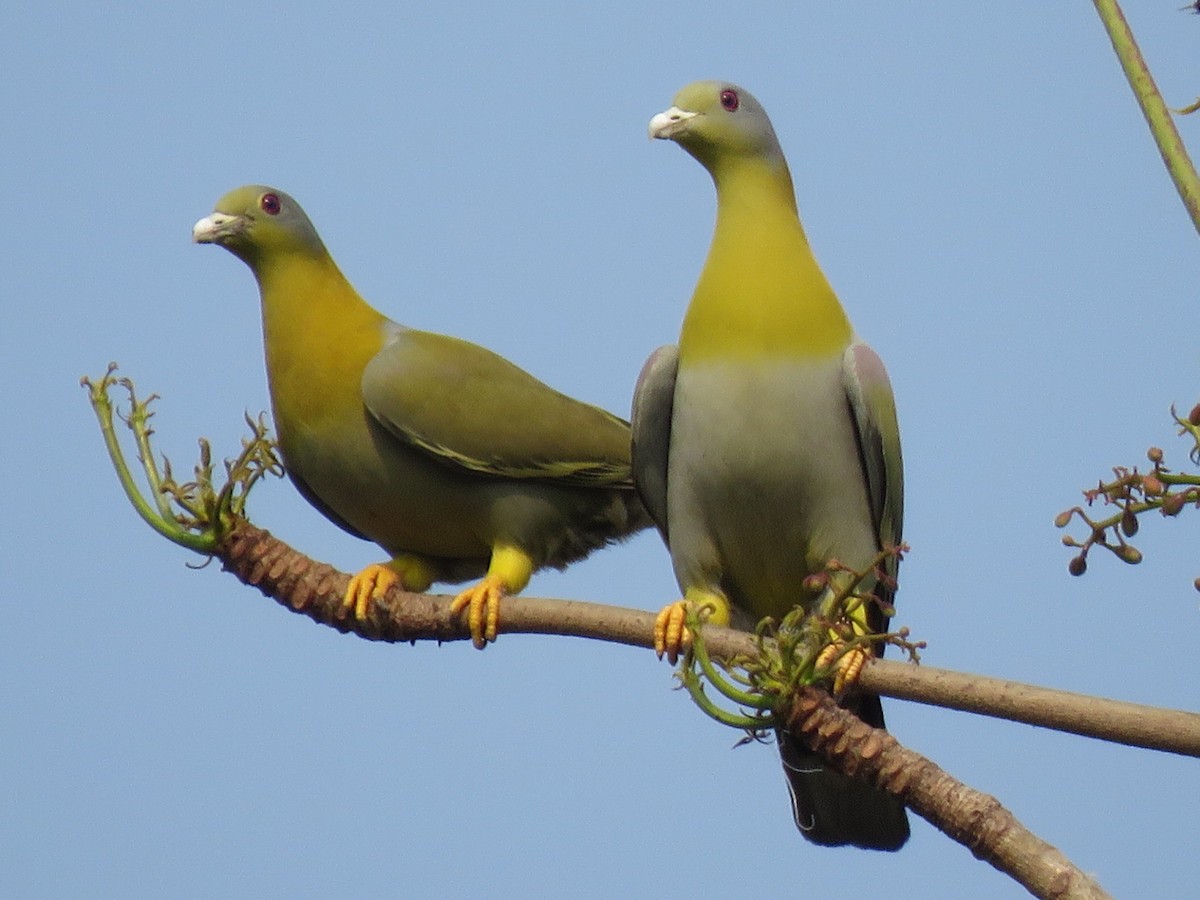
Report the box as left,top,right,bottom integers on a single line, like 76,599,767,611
680,161,851,364
255,254,385,430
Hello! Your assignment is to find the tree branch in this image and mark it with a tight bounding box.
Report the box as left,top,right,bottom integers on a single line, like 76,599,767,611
217,519,1119,899
217,521,1200,760
783,691,1111,900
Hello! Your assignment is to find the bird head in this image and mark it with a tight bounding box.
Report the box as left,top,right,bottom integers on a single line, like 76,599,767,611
192,185,326,268
649,81,785,175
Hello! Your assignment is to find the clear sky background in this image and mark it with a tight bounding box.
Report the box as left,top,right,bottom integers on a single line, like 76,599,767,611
4,4,1198,898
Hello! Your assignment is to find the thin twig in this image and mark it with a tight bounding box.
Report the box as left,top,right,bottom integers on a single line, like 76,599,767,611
1092,0,1200,234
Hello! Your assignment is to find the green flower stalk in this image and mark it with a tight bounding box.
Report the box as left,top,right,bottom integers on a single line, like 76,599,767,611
82,363,283,553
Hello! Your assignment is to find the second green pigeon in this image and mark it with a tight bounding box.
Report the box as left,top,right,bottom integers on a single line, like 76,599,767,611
194,185,650,646
632,82,910,850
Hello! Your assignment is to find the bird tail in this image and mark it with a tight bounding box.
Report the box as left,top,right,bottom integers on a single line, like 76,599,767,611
776,694,910,851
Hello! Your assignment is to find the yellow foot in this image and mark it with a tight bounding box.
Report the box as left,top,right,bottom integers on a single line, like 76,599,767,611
450,575,506,649
343,563,400,621
815,641,869,695
654,600,690,665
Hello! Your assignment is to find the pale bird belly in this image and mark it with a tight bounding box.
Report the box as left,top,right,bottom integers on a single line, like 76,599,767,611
667,361,878,621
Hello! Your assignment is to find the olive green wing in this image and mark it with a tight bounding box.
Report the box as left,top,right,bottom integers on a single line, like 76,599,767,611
362,329,633,487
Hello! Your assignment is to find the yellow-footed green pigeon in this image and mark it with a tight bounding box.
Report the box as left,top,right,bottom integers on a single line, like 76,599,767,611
632,82,909,850
194,185,649,647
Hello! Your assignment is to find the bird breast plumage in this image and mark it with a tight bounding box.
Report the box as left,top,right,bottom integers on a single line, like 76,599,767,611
665,357,878,622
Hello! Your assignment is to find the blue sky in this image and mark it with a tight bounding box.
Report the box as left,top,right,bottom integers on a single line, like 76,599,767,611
4,4,1199,898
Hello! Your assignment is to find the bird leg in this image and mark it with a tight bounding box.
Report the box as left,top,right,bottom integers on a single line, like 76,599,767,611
449,576,506,649
653,603,688,664
654,588,731,665
449,544,533,649
344,564,397,621
814,640,868,695
813,575,873,694
342,553,436,621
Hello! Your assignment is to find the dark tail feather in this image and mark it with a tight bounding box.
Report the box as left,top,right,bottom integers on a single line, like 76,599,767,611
777,694,909,851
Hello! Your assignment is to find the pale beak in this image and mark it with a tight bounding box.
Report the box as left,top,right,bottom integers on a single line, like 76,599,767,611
648,106,698,140
192,211,244,244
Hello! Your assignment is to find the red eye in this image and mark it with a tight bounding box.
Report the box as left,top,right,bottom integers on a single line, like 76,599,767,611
719,89,739,112
260,193,281,215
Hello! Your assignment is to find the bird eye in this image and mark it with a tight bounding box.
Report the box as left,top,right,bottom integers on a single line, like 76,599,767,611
719,89,739,112
260,193,282,215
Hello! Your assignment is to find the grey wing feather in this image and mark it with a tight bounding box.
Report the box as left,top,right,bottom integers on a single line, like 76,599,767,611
841,341,903,553
842,340,904,625
630,345,679,543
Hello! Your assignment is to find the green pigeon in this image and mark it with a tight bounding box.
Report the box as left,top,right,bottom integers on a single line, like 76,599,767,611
194,185,649,646
632,82,910,850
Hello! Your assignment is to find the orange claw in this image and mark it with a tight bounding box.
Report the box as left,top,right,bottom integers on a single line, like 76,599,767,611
815,641,869,695
343,563,400,621
450,575,506,649
653,600,690,664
